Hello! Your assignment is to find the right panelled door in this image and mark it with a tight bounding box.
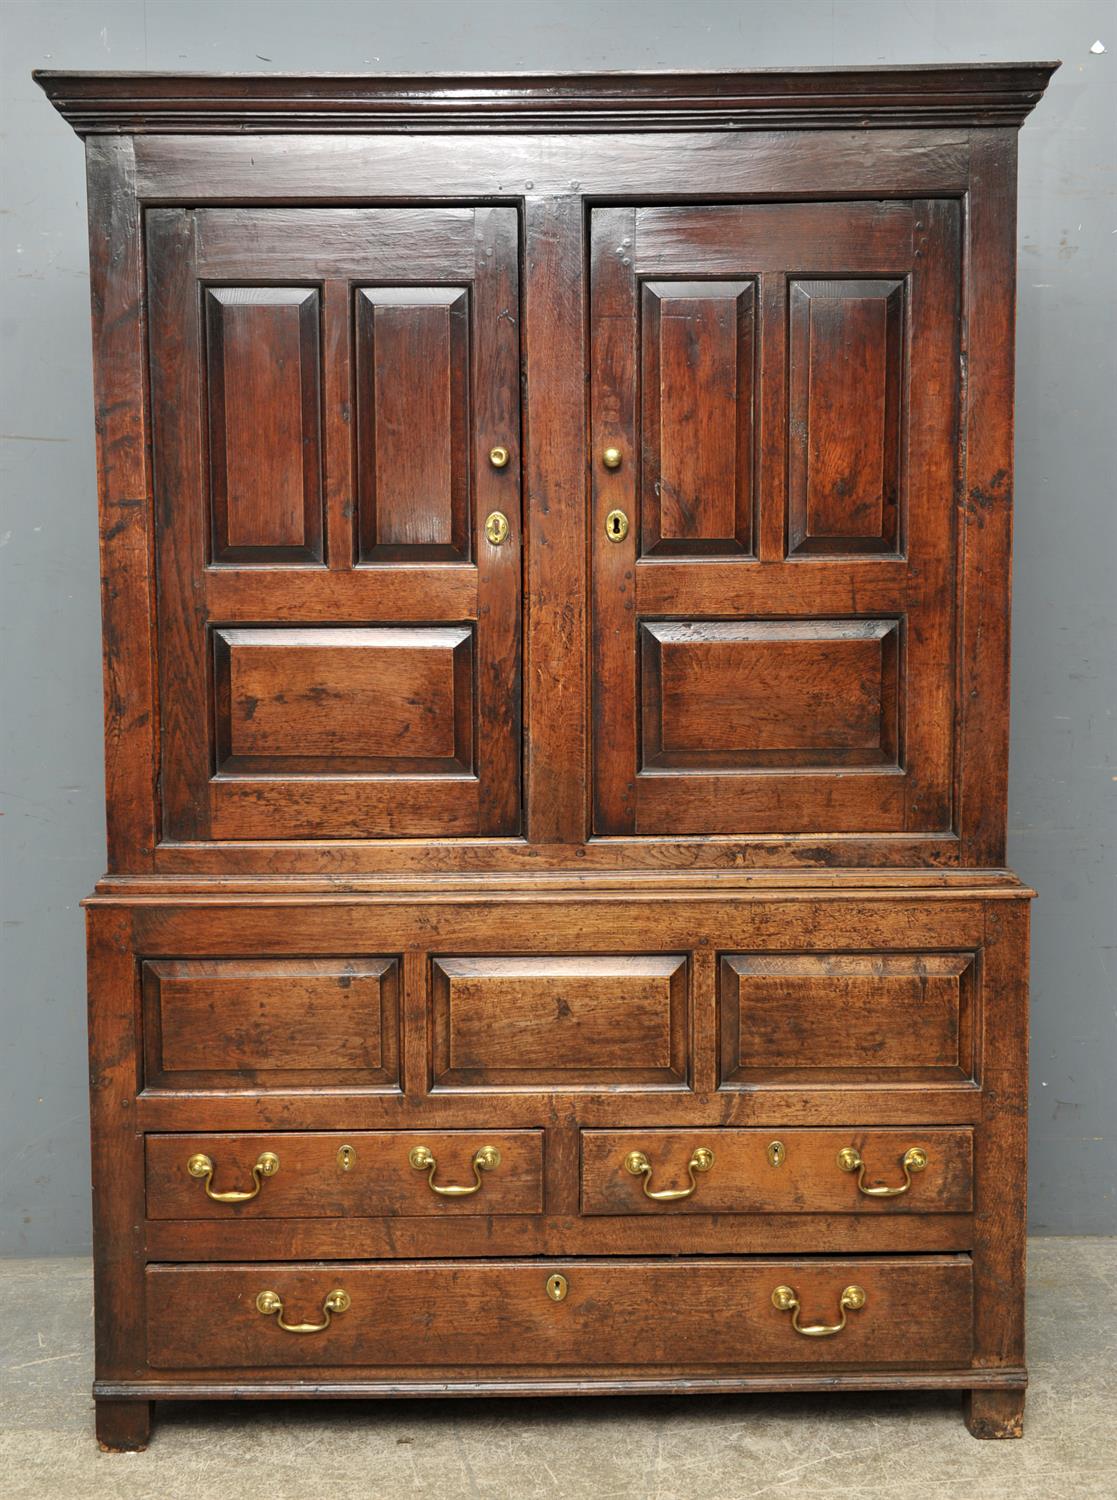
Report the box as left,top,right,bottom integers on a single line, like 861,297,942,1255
590,200,961,837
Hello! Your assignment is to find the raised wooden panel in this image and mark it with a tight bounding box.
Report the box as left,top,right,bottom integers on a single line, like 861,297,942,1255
640,619,900,770
356,287,470,562
788,278,905,556
719,954,977,1086
146,1131,544,1218
146,1257,973,1370
640,281,755,556
213,626,474,776
581,1128,974,1214
204,287,323,564
141,958,400,1090
431,956,689,1090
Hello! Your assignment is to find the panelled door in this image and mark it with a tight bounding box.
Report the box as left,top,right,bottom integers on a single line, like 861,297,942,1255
147,208,521,840
591,201,960,837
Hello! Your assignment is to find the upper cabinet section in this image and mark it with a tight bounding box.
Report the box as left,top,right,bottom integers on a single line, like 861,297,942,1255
39,67,1055,872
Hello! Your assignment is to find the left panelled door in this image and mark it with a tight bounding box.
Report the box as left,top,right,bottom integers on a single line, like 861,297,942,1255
147,207,521,841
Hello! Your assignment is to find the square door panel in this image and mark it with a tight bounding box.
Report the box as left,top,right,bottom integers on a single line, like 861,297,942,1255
213,626,473,776
141,958,400,1091
640,619,900,771
430,956,690,1090
719,953,977,1086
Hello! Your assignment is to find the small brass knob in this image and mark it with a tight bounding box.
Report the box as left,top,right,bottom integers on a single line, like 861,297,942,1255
602,446,623,469
489,445,510,468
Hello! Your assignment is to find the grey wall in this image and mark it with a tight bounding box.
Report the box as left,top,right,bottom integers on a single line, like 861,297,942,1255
1,0,1113,1254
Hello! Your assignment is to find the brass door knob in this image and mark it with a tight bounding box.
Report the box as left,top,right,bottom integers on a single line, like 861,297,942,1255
602,446,623,469
489,445,510,468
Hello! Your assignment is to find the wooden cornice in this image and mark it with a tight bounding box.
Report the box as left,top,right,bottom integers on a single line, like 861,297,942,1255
35,64,1059,137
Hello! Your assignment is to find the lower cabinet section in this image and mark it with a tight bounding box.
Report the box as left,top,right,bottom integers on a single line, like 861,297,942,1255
146,1257,974,1371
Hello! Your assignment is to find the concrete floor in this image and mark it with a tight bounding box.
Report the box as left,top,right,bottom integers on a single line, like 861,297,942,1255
1,1240,1114,1499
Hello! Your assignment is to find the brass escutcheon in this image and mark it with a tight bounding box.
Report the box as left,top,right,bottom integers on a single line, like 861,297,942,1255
545,1273,568,1302
484,510,510,545
336,1144,356,1172
605,508,630,542
767,1140,786,1168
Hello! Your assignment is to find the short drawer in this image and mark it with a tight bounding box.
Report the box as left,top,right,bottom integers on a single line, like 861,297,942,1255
719,953,977,1085
146,1131,543,1218
146,1256,973,1370
581,1128,973,1214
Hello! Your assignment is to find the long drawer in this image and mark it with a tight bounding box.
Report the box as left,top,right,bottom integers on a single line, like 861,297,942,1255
146,1131,544,1218
146,1257,974,1370
581,1128,973,1215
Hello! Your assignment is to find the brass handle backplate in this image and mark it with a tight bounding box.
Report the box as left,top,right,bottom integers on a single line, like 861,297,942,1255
771,1283,866,1337
624,1146,713,1202
256,1287,350,1334
187,1150,278,1203
838,1145,929,1198
409,1144,501,1197
484,511,510,545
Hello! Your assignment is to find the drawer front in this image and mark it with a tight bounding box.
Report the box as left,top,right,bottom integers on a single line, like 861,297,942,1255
720,953,977,1085
141,958,400,1090
431,956,689,1089
581,1128,973,1214
146,1256,973,1370
146,1131,544,1219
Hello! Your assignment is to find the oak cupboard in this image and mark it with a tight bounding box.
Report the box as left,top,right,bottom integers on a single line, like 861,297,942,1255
37,63,1054,1449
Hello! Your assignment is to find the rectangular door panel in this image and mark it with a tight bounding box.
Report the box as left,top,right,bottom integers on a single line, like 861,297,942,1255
141,957,400,1091
430,956,690,1090
205,287,323,564
591,200,959,838
148,206,521,841
641,620,899,770
213,627,473,775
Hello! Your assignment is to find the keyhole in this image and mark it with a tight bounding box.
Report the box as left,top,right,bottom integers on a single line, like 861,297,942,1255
605,509,629,543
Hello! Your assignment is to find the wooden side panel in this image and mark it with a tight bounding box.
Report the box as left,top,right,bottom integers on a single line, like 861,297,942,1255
788,278,904,555
141,958,400,1090
205,288,323,564
720,953,976,1085
212,627,473,776
146,1131,544,1218
640,620,900,769
145,1257,974,1370
640,281,754,556
431,956,689,1089
581,1128,974,1214
355,287,471,562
